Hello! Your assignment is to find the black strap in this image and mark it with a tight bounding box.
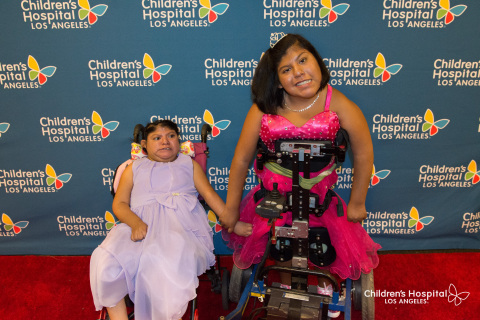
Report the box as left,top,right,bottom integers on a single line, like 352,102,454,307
255,186,343,217
332,190,344,217
253,181,266,203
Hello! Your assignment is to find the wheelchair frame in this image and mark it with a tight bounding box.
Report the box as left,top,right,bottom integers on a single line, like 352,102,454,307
221,130,375,320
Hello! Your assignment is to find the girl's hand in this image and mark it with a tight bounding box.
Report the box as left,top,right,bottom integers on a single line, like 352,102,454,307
218,207,239,233
131,221,148,242
346,202,367,223
233,221,253,237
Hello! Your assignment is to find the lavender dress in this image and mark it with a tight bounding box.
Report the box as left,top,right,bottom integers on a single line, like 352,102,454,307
90,154,215,320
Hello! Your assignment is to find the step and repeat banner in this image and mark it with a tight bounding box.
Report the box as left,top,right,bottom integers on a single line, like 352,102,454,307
0,1,479,255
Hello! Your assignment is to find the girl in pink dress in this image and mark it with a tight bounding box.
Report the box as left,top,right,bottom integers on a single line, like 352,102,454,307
90,120,251,320
221,34,381,312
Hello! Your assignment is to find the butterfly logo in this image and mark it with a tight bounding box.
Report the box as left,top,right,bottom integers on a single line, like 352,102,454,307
28,55,56,85
143,53,172,83
2,213,29,235
371,165,391,186
78,0,108,25
437,0,467,25
373,53,402,82
207,210,222,233
465,160,479,185
448,283,469,306
92,111,119,138
46,164,72,190
105,211,120,230
0,123,10,137
422,109,449,136
320,0,350,23
199,0,229,23
203,109,230,137
408,207,434,232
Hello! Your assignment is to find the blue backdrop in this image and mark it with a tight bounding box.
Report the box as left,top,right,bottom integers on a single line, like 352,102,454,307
0,0,479,255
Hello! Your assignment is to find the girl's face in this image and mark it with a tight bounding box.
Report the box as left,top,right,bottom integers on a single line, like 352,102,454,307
277,45,322,101
141,126,180,163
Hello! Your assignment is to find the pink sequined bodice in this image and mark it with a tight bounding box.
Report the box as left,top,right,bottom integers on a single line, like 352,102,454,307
259,85,340,151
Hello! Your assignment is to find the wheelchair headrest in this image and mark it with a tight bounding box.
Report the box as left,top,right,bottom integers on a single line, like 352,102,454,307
133,124,145,143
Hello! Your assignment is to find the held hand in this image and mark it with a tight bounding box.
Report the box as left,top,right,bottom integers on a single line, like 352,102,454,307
346,202,367,223
218,207,239,233
131,221,148,242
233,221,253,237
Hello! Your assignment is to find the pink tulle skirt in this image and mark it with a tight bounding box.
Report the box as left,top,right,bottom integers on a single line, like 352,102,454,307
223,161,381,280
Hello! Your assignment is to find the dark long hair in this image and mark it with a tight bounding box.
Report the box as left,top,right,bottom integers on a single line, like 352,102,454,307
251,34,330,114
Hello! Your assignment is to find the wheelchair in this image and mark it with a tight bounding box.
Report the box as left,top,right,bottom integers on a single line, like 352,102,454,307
97,122,221,320
221,130,375,320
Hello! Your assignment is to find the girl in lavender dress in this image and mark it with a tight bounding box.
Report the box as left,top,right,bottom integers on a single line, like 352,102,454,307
90,120,251,320
222,34,381,317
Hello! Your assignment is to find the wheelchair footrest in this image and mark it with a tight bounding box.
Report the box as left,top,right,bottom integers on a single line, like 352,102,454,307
265,283,339,320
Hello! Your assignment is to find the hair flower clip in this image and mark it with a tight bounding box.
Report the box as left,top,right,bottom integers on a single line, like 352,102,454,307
180,141,195,158
131,142,147,160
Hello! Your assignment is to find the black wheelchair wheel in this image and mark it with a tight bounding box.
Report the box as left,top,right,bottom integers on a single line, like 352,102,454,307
361,270,375,320
221,269,230,310
352,271,375,319
352,277,362,311
228,264,253,303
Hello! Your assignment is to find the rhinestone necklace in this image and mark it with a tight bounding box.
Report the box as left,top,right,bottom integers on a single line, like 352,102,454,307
283,92,320,112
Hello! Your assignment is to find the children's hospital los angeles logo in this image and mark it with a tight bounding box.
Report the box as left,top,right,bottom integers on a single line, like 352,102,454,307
433,58,480,87
372,109,449,140
89,53,171,88
336,164,391,189
21,0,108,30
40,111,118,142
363,206,434,235
143,53,172,84
263,0,350,27
382,0,467,28
0,55,56,90
419,160,480,188
150,109,230,141
78,0,108,25
370,283,469,306
0,213,29,236
142,0,229,28
28,55,57,85
1,164,71,194
205,57,258,87
57,212,109,237
326,53,402,86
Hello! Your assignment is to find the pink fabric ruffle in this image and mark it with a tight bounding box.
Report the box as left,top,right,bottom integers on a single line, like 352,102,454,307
223,160,381,280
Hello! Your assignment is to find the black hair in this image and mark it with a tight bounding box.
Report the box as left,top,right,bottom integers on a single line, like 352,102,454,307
142,119,180,140
251,34,330,114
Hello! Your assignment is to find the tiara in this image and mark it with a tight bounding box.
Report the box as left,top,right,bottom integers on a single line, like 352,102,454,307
270,32,288,48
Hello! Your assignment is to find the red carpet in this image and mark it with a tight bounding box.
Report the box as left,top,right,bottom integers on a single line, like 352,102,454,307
0,252,478,319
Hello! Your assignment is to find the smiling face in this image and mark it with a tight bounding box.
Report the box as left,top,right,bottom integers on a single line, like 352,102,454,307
277,44,323,104
141,125,180,163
